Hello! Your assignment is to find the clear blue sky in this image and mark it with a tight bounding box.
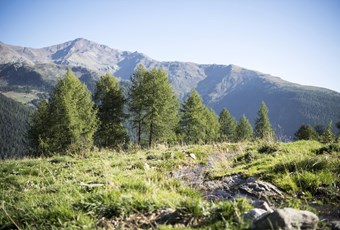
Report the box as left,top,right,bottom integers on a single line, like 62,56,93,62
1,0,339,92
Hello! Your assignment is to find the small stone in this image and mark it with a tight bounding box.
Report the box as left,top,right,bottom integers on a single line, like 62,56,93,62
252,200,274,212
189,153,197,160
243,208,269,222
144,163,150,170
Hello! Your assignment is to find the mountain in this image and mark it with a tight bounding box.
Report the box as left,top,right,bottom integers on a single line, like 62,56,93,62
1,38,340,138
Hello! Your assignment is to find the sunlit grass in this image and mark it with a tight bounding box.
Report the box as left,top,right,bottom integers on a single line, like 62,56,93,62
0,141,339,228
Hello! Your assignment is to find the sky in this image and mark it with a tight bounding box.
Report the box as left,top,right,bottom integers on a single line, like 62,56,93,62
0,0,339,92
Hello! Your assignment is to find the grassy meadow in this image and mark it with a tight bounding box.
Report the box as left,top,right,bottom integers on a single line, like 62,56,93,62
1,141,339,229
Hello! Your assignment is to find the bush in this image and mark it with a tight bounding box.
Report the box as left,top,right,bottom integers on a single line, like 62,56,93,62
315,143,340,154
235,152,257,163
258,143,278,154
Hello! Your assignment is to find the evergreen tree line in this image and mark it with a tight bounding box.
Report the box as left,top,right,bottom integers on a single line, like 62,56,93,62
33,65,330,155
0,93,32,159
294,121,340,143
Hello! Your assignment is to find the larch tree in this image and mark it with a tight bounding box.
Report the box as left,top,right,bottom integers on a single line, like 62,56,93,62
29,100,49,155
320,121,335,143
204,108,220,143
254,101,275,141
128,65,148,145
236,115,253,142
129,65,179,147
180,90,208,144
143,68,179,146
219,108,237,142
30,69,98,154
94,73,128,149
336,121,340,140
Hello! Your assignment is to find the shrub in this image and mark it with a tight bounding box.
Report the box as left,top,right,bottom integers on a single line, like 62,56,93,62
258,143,278,154
315,143,340,154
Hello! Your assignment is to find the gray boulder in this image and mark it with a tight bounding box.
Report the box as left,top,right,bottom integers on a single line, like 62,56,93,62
243,208,269,222
252,208,319,230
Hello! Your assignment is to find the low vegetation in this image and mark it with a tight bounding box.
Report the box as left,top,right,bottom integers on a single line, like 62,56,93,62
1,141,339,229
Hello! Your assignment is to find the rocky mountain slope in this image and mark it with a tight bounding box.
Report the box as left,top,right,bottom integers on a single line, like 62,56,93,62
1,38,340,137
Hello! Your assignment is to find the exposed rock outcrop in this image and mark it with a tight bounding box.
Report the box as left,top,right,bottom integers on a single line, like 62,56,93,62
251,208,319,230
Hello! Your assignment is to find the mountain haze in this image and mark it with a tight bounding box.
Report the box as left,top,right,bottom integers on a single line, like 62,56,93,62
1,38,339,137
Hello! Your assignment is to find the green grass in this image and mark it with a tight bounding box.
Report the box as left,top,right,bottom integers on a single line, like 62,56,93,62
0,145,251,229
0,90,41,105
1,141,339,229
208,141,340,204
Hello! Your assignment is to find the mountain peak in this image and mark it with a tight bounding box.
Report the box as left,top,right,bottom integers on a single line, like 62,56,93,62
73,37,88,42
71,38,93,45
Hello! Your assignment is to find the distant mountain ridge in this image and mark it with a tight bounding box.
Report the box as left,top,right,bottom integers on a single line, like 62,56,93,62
1,38,340,137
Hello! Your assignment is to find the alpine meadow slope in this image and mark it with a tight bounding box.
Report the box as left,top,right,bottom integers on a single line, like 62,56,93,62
1,38,340,137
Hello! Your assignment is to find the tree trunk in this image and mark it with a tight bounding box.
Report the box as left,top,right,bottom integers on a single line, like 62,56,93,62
149,121,153,147
138,121,141,145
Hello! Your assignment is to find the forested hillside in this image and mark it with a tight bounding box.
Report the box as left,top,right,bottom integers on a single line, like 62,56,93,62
0,93,31,158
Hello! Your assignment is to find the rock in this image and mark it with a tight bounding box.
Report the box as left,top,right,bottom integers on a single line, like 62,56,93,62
252,208,319,230
97,217,114,229
204,180,223,190
252,200,274,212
189,153,197,160
80,182,104,188
243,208,269,222
143,163,150,170
222,174,248,188
204,189,230,201
239,180,284,199
155,208,177,225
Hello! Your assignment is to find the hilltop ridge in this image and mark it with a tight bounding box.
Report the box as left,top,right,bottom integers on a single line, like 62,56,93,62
1,38,340,137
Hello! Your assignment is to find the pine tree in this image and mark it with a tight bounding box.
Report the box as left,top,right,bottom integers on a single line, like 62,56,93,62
294,124,319,141
219,108,237,142
320,121,335,143
254,101,275,141
143,68,179,146
30,69,98,154
94,73,128,148
29,100,49,154
129,65,148,145
336,121,340,140
236,115,253,142
180,90,207,144
129,65,179,147
204,108,220,143
314,124,325,136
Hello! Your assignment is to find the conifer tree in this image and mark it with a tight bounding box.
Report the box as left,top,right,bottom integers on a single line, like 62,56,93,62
30,70,98,154
129,65,148,145
129,65,179,146
236,115,253,142
336,121,340,140
204,108,220,142
143,68,179,146
29,100,49,154
180,90,207,144
94,73,128,148
320,121,335,143
219,108,237,142
294,124,319,141
254,101,275,141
